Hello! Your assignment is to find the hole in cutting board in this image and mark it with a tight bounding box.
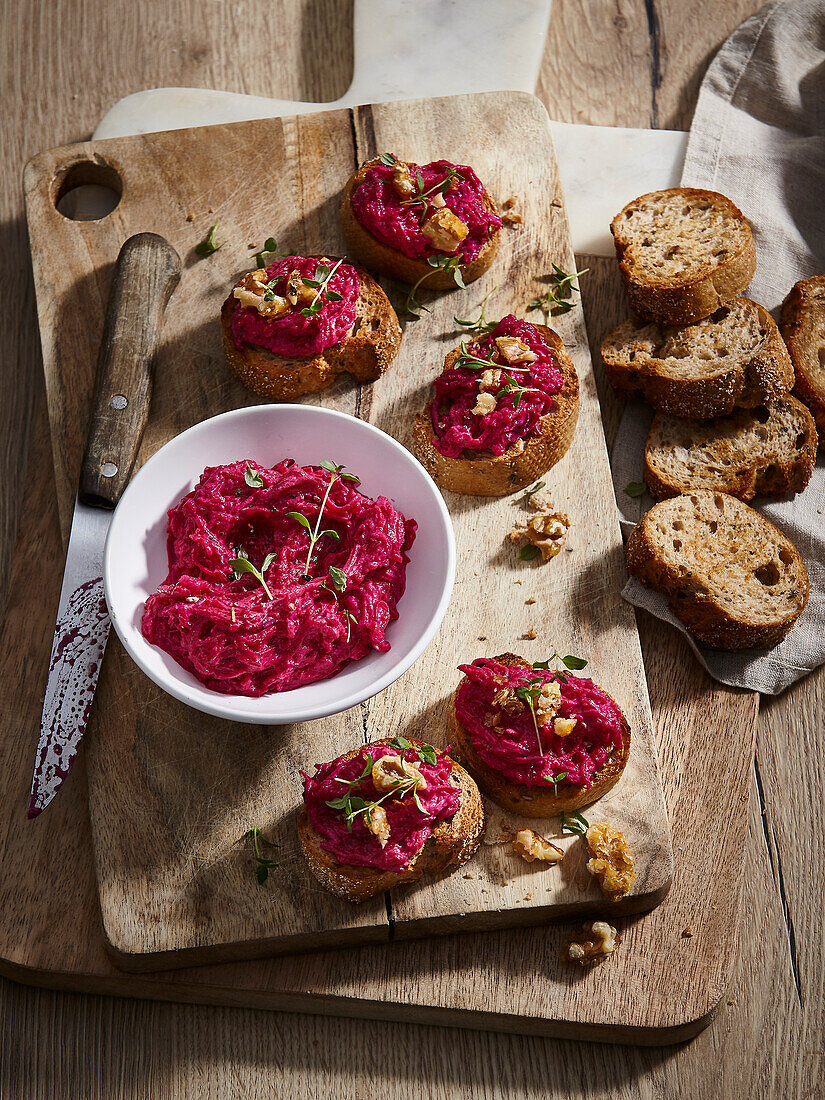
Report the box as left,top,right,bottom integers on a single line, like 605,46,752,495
52,160,122,221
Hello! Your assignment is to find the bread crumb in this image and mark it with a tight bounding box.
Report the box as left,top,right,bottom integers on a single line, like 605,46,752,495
502,210,523,226
185,213,194,222
502,195,519,210
525,597,536,605
514,579,522,585
522,628,537,640
478,635,487,641
682,926,694,938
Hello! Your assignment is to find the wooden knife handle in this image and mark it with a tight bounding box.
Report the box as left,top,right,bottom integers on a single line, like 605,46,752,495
79,233,181,508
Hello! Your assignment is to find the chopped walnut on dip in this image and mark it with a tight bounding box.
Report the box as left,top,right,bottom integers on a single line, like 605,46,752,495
562,921,620,965
421,207,469,253
585,823,635,901
233,269,290,318
512,828,564,864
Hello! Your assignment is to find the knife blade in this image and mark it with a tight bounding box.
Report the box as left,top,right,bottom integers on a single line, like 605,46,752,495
28,232,180,817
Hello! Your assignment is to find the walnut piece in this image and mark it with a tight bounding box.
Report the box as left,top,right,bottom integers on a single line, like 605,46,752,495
495,336,538,364
371,754,426,794
509,509,570,561
562,921,620,965
365,805,390,847
585,823,635,902
553,716,577,738
472,391,497,417
284,269,317,307
391,163,416,198
534,679,562,725
421,207,468,252
479,368,502,392
512,828,564,864
233,269,291,318
502,210,523,226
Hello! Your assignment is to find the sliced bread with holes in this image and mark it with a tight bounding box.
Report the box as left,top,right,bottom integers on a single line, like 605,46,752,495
298,739,484,903
601,298,794,418
222,257,401,401
780,275,825,445
611,188,757,325
644,395,818,502
341,155,501,288
626,490,809,649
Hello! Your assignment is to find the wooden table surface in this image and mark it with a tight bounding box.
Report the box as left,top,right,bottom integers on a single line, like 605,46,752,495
0,1,818,1096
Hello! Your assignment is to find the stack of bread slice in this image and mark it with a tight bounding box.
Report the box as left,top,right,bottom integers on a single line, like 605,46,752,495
606,188,815,649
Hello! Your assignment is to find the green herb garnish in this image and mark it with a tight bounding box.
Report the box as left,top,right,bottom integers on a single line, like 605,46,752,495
195,222,222,256
389,735,438,765
325,752,426,831
231,550,277,600
244,462,264,489
524,480,546,496
402,254,466,319
322,565,357,641
519,544,540,561
247,826,279,884
528,264,588,314
399,166,464,215
515,675,547,755
532,650,588,680
378,152,399,167
454,285,500,334
624,481,648,498
560,810,589,837
545,770,569,793
287,461,358,577
300,259,344,317
250,236,279,267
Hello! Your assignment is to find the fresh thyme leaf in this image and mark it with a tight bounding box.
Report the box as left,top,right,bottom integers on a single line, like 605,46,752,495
545,770,569,793
244,462,264,488
328,565,347,592
195,222,221,256
288,462,356,575
390,736,411,751
561,654,588,671
524,480,546,496
624,481,648,498
519,544,540,561
403,254,465,317
231,554,274,600
247,826,279,885
250,236,279,266
532,659,552,670
286,510,312,530
454,284,500,334
560,810,589,837
515,675,547,754
378,152,399,167
300,258,343,317
528,265,588,314
416,744,438,765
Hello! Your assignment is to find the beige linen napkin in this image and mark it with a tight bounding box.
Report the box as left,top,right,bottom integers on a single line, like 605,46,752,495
613,0,825,694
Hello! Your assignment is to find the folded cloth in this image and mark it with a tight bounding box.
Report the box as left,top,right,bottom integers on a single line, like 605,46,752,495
613,0,825,694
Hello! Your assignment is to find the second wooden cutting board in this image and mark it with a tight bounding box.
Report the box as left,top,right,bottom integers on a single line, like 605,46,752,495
24,92,672,970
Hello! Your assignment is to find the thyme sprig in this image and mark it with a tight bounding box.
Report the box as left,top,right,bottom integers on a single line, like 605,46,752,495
325,755,426,831
624,481,648,498
515,675,547,755
231,548,277,600
528,264,588,315
287,461,359,577
322,565,357,642
389,735,438,765
244,462,264,488
402,254,466,319
300,259,344,317
545,770,569,793
249,236,279,267
560,810,590,837
247,827,279,884
195,221,221,256
399,165,464,215
454,285,500,334
533,650,588,682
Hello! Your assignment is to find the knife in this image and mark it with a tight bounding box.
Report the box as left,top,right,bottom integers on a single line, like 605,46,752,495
28,232,181,817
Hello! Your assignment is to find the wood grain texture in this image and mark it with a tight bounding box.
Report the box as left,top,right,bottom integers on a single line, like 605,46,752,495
25,93,672,972
2,0,817,1096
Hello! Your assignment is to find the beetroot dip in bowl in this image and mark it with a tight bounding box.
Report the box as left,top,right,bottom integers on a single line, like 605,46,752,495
103,405,455,725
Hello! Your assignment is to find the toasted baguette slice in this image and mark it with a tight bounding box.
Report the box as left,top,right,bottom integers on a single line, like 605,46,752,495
626,491,809,649
601,298,794,418
450,654,631,818
611,188,757,325
644,396,817,502
341,157,500,288
298,739,484,903
780,275,825,445
222,260,401,401
413,326,579,496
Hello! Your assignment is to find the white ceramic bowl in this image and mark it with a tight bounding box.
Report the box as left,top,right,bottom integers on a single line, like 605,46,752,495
104,405,455,724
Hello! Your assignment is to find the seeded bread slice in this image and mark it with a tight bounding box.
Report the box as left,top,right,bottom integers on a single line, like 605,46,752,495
626,491,809,650
611,188,757,325
222,258,401,401
780,275,825,445
449,653,631,818
341,156,500,288
601,298,794,418
413,325,579,497
298,739,484,903
644,396,818,502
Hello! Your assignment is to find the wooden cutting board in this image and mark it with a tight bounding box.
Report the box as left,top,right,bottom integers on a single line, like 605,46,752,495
24,91,672,968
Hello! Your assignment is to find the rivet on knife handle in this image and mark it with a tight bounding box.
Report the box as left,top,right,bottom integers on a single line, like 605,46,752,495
79,233,181,509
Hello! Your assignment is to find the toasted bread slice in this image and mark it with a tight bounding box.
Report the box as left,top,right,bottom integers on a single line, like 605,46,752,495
611,188,757,325
413,326,579,496
626,491,809,649
780,275,825,445
644,396,817,502
341,157,500,288
601,298,794,418
450,654,631,818
222,260,401,401
298,739,484,903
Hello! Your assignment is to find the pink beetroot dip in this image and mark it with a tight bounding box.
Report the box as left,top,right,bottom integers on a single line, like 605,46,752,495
455,657,623,788
430,315,563,458
350,158,501,262
303,742,461,872
141,459,416,696
230,256,360,357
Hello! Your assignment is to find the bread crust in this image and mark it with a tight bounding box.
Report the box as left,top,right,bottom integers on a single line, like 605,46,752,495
222,259,401,401
643,396,818,502
780,275,825,446
298,739,485,903
340,157,500,288
413,326,579,496
611,188,757,325
601,299,794,418
625,491,809,649
449,654,631,818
